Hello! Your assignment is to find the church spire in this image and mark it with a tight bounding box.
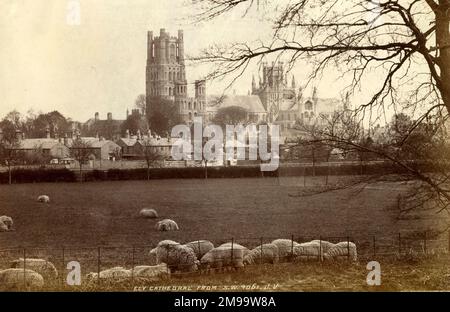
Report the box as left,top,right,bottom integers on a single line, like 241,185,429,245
252,74,257,92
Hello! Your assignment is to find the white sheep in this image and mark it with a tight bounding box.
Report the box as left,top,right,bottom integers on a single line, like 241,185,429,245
324,241,358,262
293,241,322,261
139,208,158,219
37,195,50,203
309,239,336,254
148,240,179,265
0,216,13,231
155,219,179,231
219,242,251,257
184,240,214,259
271,239,299,260
132,263,170,280
0,268,44,289
200,246,245,271
85,267,131,283
10,258,58,280
243,243,279,265
155,243,198,272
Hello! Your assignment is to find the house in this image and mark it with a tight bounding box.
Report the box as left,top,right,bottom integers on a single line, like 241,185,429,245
117,137,143,159
68,137,121,161
15,138,70,159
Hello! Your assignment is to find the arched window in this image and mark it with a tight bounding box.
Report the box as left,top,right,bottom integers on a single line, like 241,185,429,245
189,112,192,120
305,101,313,110
170,44,176,60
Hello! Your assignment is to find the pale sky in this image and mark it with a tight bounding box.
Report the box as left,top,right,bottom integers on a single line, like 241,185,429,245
0,0,393,123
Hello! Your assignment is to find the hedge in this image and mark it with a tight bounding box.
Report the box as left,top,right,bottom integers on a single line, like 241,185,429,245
0,168,76,184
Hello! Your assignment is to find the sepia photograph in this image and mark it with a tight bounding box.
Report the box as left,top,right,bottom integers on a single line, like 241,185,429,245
1,0,450,300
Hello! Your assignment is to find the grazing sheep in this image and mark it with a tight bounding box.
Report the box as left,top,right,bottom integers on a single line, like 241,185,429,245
243,243,279,265
85,267,131,283
0,216,13,231
155,219,179,231
148,240,179,265
293,241,322,261
324,241,358,262
155,243,198,272
184,240,214,259
132,263,170,280
0,269,44,289
219,243,251,257
37,195,50,203
200,246,245,271
139,208,158,219
10,258,58,280
309,240,336,254
271,239,300,260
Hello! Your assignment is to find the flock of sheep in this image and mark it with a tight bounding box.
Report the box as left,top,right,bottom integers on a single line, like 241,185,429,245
0,198,358,289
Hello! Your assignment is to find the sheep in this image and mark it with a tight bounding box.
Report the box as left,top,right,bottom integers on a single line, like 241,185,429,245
243,243,279,265
309,240,336,254
37,195,50,203
10,258,58,280
200,246,245,271
148,240,179,265
324,241,358,262
0,216,13,231
219,242,251,257
85,267,131,284
292,241,322,261
271,239,300,260
0,268,44,290
139,208,158,219
155,243,198,272
184,240,214,259
155,219,179,231
132,263,170,281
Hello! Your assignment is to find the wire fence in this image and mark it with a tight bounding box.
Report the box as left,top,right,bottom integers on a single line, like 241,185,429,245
0,230,449,290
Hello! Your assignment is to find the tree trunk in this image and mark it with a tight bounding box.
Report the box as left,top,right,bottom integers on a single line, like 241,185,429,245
147,166,150,181
79,164,83,183
312,147,316,177
436,2,450,114
204,160,208,179
8,164,11,185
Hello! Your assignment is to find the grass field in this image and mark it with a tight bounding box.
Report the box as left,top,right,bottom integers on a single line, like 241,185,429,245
0,176,448,291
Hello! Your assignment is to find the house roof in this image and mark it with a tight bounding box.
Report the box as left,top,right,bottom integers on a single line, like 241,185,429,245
18,139,65,150
67,137,120,148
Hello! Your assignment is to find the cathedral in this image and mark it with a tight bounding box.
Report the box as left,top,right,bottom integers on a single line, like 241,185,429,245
145,29,341,131
146,29,206,123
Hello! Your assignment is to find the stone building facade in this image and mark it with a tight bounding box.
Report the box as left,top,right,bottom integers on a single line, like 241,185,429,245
146,29,206,122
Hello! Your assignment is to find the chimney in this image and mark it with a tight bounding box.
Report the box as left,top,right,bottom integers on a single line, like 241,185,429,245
107,112,112,121
126,129,130,139
64,133,68,146
0,128,3,141
45,127,50,139
95,112,99,121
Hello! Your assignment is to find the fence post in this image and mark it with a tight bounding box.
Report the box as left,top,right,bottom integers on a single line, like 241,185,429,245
62,247,65,288
423,231,427,255
347,236,350,262
291,234,294,260
131,246,135,287
448,230,450,254
372,236,376,258
231,238,234,264
260,237,263,265
97,247,101,287
319,236,322,262
23,248,26,289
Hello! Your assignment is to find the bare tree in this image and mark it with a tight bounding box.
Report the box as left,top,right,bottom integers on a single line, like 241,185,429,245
70,138,92,182
193,0,450,212
139,139,163,180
